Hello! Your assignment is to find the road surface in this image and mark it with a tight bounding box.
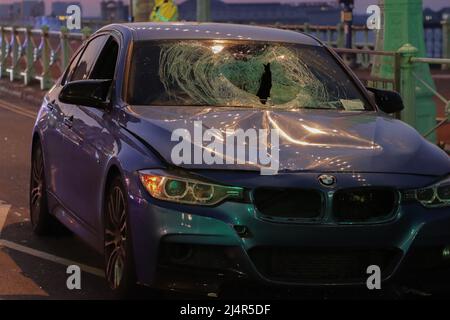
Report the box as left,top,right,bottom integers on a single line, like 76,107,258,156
0,94,116,299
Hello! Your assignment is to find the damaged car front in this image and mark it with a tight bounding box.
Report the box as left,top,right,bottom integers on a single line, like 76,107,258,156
122,34,450,296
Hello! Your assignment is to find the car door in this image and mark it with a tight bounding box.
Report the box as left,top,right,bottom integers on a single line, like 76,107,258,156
42,48,84,199
55,34,111,229
57,35,119,231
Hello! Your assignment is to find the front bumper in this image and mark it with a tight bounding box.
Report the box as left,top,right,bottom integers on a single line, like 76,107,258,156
128,198,450,294
124,171,450,295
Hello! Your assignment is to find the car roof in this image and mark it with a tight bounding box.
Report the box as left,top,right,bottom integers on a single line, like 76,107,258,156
104,22,322,46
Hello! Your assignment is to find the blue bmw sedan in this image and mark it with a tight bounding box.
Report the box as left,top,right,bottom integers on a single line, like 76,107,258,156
30,23,450,297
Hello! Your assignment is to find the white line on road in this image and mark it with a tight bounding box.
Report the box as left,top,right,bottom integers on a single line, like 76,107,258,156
0,98,36,119
0,239,105,278
0,201,12,237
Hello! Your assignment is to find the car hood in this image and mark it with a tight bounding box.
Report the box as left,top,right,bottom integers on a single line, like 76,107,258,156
122,106,450,176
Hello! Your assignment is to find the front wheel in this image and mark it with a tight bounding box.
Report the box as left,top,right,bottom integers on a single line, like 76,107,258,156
30,143,62,235
104,176,138,298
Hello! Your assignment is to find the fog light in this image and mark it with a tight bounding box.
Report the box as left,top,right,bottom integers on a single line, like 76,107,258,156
443,247,450,260
168,244,193,264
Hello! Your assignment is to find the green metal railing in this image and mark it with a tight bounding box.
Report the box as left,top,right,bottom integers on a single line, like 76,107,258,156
408,55,450,138
334,47,401,89
0,25,90,90
335,44,449,139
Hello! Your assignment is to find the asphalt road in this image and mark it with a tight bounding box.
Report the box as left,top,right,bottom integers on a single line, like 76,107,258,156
0,94,116,299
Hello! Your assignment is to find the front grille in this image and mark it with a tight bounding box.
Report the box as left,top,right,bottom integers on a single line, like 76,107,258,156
333,187,399,223
253,188,323,221
249,247,401,284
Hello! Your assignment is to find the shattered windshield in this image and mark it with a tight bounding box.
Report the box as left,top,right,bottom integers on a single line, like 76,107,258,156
127,40,371,111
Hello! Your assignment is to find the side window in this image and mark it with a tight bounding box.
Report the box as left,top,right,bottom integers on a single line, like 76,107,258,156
70,35,108,82
61,49,83,85
90,38,119,80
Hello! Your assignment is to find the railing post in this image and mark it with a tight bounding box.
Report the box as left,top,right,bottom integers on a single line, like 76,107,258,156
0,26,6,79
40,26,52,90
398,43,418,128
60,27,71,71
442,16,450,70
81,27,92,41
363,27,370,50
7,26,19,82
22,26,35,86
361,28,371,68
303,23,310,35
336,23,345,48
326,27,332,46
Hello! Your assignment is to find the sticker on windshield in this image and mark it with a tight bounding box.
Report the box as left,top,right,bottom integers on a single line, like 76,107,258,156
340,99,365,111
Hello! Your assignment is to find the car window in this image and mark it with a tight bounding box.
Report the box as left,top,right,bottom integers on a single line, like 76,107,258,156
89,37,119,80
128,40,372,111
61,48,83,85
70,35,108,82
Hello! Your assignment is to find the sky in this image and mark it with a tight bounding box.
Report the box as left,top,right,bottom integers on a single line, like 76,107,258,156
0,0,448,16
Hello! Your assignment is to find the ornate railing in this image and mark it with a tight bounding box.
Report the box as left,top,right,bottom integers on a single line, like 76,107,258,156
408,56,450,138
0,26,91,90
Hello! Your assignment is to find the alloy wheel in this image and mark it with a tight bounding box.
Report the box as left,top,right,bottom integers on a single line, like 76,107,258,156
105,185,128,289
30,148,44,226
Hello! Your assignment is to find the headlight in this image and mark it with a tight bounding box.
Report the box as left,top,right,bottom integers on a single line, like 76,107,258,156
139,170,246,206
404,176,450,208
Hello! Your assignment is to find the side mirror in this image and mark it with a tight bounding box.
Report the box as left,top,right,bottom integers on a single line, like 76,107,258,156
366,87,404,114
59,79,113,109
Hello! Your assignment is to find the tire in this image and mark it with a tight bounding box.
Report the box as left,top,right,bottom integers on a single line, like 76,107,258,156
104,176,139,298
30,143,63,236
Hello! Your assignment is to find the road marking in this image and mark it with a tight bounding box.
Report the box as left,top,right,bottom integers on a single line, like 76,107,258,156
0,98,37,119
0,239,105,278
0,201,11,237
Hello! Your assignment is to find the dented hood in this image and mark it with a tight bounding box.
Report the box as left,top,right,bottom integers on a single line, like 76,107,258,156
122,106,450,176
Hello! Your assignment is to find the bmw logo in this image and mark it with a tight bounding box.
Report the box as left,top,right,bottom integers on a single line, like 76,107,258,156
318,174,337,187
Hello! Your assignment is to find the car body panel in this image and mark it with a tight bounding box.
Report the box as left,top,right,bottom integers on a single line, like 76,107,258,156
112,22,321,45
124,105,450,176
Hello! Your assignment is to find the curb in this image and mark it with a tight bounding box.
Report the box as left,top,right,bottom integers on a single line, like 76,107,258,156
0,79,46,107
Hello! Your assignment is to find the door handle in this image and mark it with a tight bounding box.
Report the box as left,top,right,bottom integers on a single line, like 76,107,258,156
63,115,74,128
